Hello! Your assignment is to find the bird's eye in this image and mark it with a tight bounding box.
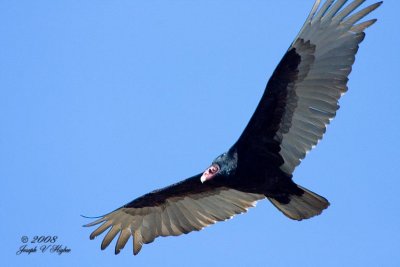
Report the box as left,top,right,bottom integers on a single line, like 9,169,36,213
210,165,220,174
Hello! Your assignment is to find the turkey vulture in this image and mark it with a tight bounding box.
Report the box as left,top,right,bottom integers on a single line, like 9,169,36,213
84,0,381,255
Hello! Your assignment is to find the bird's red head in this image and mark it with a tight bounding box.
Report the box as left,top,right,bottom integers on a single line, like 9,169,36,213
200,164,220,183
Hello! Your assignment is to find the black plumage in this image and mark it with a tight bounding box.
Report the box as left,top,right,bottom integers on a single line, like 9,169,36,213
84,0,382,255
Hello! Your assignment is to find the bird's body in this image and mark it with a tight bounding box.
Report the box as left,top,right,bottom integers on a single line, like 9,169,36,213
85,0,382,255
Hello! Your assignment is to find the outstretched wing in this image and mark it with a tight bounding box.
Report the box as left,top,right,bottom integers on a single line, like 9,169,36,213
236,0,381,174
84,174,264,255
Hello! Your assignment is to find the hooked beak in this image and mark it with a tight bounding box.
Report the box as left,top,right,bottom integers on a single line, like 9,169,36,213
200,164,220,183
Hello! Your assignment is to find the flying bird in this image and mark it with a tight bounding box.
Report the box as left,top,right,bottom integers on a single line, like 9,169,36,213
85,0,381,255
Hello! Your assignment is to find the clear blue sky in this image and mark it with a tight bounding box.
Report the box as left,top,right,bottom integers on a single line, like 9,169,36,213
1,0,399,266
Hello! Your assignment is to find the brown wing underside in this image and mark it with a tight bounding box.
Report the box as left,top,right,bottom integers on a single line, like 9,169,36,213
84,175,264,255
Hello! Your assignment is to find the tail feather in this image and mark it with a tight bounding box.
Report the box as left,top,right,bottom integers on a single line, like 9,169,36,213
268,184,330,221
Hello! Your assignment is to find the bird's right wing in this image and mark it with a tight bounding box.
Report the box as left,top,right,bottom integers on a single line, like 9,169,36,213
84,174,264,255
236,0,381,174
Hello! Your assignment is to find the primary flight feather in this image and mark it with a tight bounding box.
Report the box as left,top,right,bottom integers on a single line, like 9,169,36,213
84,0,381,255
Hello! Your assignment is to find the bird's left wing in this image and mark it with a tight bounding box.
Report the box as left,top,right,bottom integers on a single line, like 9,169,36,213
236,0,381,174
84,174,264,255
